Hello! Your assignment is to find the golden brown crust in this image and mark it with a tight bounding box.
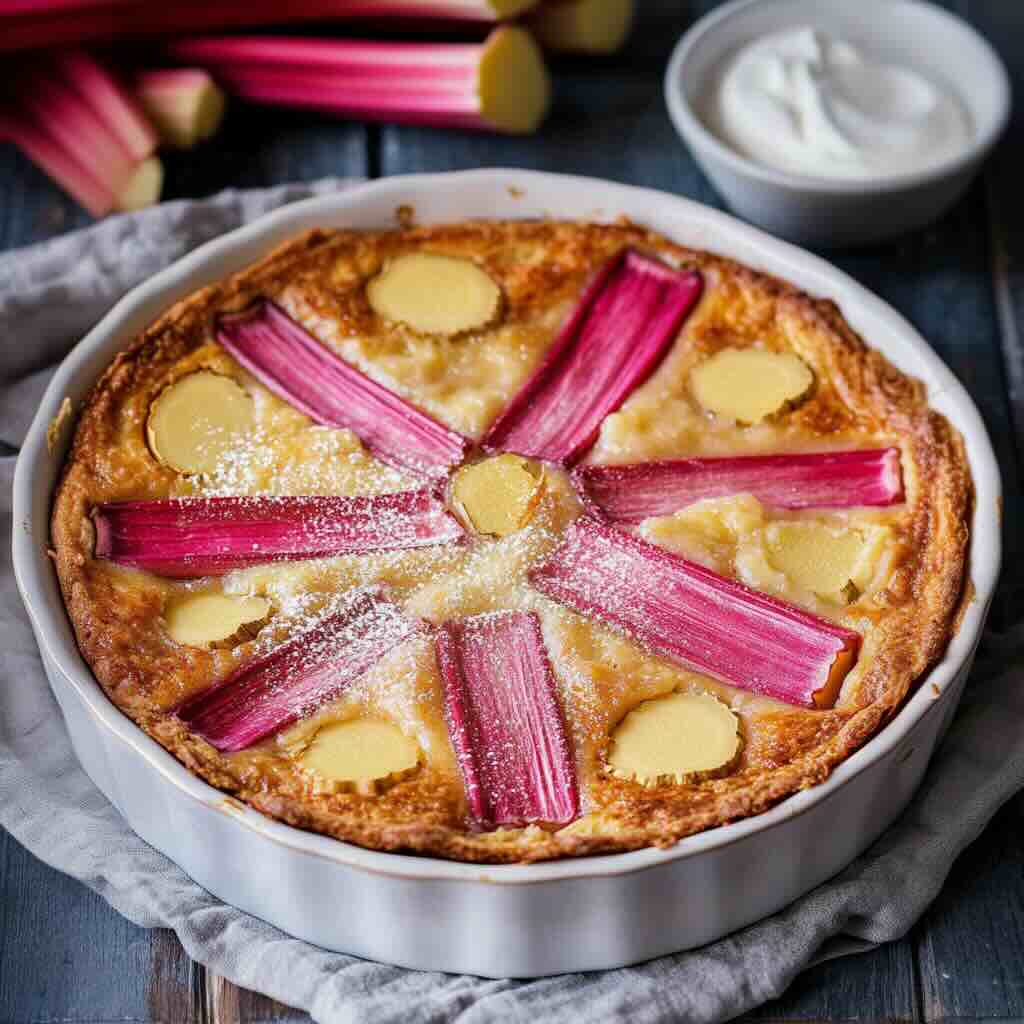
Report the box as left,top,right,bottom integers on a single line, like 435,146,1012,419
51,220,972,863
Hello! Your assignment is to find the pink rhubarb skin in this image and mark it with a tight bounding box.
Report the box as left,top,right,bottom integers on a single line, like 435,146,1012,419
93,491,464,578
19,65,137,197
169,32,527,132
0,0,530,50
216,300,470,478
0,112,113,216
0,0,525,12
529,516,860,709
482,249,703,464
574,448,905,523
54,51,157,161
177,588,421,752
436,611,580,829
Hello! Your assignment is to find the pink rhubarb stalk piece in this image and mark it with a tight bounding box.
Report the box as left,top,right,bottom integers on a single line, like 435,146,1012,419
529,516,860,709
483,249,703,464
54,51,157,161
177,588,421,751
93,490,464,578
4,54,162,215
0,112,113,216
19,65,137,196
574,448,904,523
167,27,550,134
436,611,579,829
217,300,470,477
0,0,537,51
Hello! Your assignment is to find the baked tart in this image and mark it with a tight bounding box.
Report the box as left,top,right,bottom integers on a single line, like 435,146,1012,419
51,220,971,863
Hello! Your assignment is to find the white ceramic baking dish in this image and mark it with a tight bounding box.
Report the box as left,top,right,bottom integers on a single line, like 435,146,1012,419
12,170,1001,978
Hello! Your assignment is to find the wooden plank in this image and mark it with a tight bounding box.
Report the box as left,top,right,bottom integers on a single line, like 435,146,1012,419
973,1,1024,442
915,796,1024,1020
0,140,92,252
0,830,200,1023
745,940,919,1022
203,973,307,1024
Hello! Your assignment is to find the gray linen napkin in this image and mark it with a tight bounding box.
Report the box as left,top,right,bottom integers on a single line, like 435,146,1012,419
2,181,1023,1024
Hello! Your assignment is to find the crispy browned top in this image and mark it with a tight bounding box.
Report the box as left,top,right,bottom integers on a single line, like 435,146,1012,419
51,220,971,863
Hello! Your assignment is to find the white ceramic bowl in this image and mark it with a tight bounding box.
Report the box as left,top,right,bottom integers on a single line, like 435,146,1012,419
665,0,1011,247
12,170,1001,977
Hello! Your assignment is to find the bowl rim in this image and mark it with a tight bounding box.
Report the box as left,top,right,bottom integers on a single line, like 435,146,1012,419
12,168,1002,886
664,0,1012,196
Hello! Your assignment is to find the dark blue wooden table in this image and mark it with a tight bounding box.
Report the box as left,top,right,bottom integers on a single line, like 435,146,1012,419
2,2,1023,1020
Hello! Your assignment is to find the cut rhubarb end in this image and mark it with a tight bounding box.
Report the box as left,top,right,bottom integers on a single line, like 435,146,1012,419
134,69,227,149
92,490,465,578
436,611,579,829
483,250,703,464
116,155,164,211
529,516,860,709
217,300,470,477
177,588,420,751
529,0,635,54
476,26,550,134
573,448,904,523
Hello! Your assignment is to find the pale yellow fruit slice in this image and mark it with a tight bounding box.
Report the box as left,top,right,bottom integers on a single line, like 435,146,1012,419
691,348,813,423
477,26,551,134
451,454,545,537
147,370,255,475
298,719,420,793
164,593,271,648
366,252,502,337
763,521,890,602
607,691,742,785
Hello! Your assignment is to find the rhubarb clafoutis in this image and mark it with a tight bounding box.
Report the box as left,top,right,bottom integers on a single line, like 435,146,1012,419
51,220,971,863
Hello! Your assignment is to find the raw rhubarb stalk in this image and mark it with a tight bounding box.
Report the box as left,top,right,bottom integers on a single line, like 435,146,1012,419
529,516,860,708
0,112,113,216
134,69,226,149
436,611,579,828
483,250,703,464
54,51,157,161
93,490,464,578
177,588,420,751
217,300,470,477
574,448,904,523
168,27,551,134
20,68,137,197
0,0,538,46
4,54,162,214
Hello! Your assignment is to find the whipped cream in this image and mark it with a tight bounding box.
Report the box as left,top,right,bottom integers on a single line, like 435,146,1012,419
707,27,972,181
